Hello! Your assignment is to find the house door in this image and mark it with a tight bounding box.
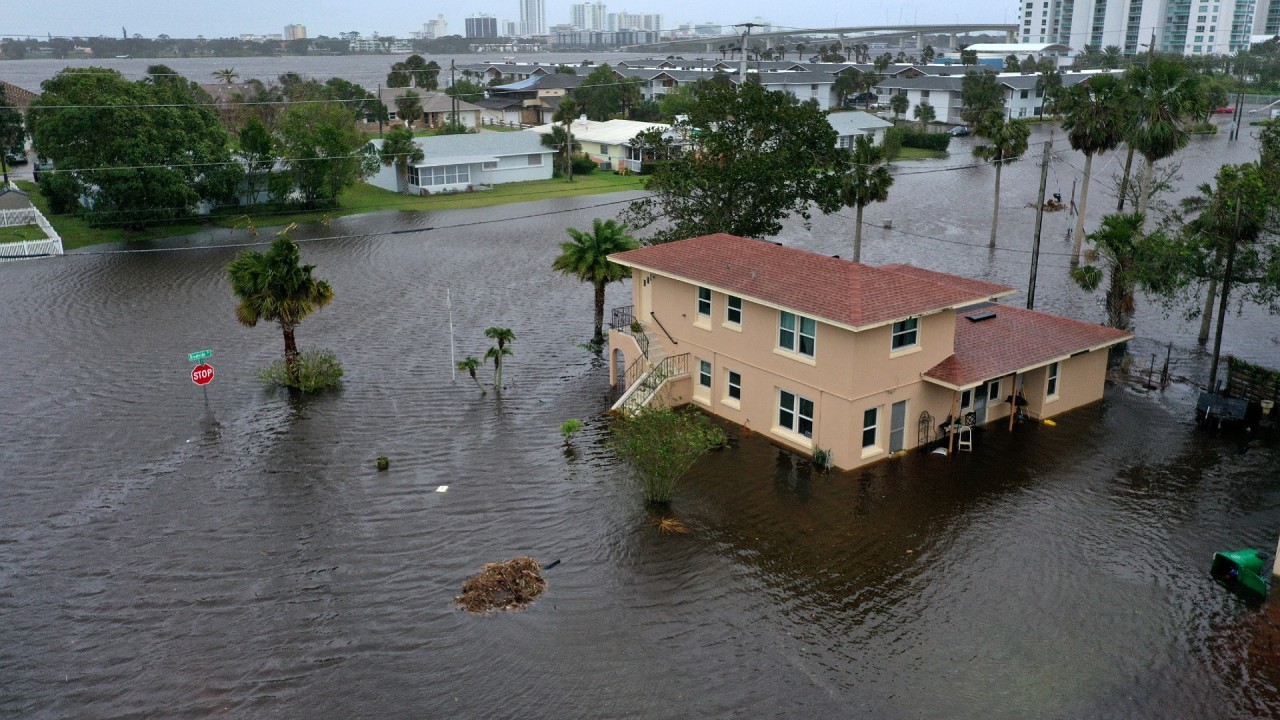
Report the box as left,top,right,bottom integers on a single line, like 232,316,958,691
889,400,908,453
974,383,989,425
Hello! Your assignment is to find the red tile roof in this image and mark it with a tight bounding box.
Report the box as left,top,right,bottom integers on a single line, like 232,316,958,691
923,304,1132,388
609,234,1014,329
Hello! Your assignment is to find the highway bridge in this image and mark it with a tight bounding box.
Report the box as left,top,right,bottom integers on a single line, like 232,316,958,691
623,23,1020,53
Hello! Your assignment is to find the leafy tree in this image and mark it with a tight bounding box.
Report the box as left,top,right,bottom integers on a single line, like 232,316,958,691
226,232,335,387
237,116,277,204
622,80,850,243
960,71,1004,124
834,70,861,107
611,406,727,504
276,100,377,207
553,96,580,182
553,219,640,345
1125,58,1206,224
972,111,1031,248
840,135,894,262
28,67,238,228
1020,56,1040,73
322,77,385,121
1005,54,1021,72
960,48,978,65
395,91,423,129
540,124,579,177
913,100,936,131
456,356,486,394
212,68,239,84
484,327,515,391
1057,74,1130,265
1070,212,1185,329
889,93,909,123
658,83,700,119
922,45,936,63
379,126,424,194
574,64,624,120
0,96,22,185
387,55,439,89
445,78,486,103
555,65,577,74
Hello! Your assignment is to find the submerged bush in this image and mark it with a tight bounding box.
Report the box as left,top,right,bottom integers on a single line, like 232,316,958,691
258,348,344,392
611,406,727,504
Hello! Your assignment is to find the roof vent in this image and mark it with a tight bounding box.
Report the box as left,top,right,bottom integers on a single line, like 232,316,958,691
965,310,997,323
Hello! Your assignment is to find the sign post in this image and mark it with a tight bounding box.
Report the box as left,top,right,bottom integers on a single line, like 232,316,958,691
188,350,214,407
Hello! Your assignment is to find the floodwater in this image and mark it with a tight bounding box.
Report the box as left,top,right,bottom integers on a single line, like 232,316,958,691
3,109,1280,718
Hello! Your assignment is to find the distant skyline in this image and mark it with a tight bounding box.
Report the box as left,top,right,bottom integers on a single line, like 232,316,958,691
2,1,1009,40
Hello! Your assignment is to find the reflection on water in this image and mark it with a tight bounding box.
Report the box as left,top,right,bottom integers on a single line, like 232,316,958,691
1,133,1278,718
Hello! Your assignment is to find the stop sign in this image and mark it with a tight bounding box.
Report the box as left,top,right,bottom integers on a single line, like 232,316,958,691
191,363,215,386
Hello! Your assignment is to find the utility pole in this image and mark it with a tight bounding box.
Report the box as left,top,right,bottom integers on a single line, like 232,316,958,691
377,83,384,137
735,23,761,80
449,60,459,126
1027,130,1053,310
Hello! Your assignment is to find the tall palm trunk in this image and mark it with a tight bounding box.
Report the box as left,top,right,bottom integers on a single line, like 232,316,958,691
592,280,607,346
280,321,299,385
1136,157,1155,229
989,162,1003,248
1198,250,1222,344
1071,152,1094,266
853,204,865,262
1116,145,1135,211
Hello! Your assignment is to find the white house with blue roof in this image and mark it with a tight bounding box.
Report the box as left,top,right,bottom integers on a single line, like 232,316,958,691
367,132,555,194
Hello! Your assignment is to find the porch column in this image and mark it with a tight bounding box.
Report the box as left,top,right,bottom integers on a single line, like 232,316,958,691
948,391,959,454
1008,373,1019,431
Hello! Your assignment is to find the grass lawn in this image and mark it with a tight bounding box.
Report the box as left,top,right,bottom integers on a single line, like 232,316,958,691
896,147,949,160
0,224,49,243
19,171,647,249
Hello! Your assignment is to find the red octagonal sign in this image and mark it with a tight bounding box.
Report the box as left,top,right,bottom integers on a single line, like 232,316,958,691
191,363,215,386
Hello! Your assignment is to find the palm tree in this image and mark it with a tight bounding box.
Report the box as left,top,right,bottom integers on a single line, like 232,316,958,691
456,356,486,394
840,135,895,262
922,45,936,63
1125,58,1205,227
541,125,579,175
553,96,579,182
212,68,238,84
1070,212,1173,329
718,44,727,60
1100,45,1124,69
1057,74,1129,265
226,231,334,386
972,111,1031,248
395,91,422,130
379,126,424,194
795,43,805,61
484,327,515,391
890,93,909,123
833,70,861,107
913,100,935,131
553,219,640,346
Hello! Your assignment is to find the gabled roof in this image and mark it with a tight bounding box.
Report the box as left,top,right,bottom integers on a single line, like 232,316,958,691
827,110,893,135
528,118,673,145
923,304,1131,389
371,132,553,164
491,74,583,92
609,234,1013,331
753,70,837,85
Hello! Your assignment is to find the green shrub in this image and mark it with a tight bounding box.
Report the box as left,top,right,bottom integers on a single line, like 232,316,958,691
258,348,344,392
895,127,952,151
561,418,583,443
570,154,598,175
882,127,903,161
611,406,727,504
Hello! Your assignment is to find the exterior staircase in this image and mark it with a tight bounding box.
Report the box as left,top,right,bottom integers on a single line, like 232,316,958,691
608,304,689,414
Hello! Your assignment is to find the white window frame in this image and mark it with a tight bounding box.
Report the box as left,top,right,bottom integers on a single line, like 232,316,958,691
861,406,880,453
778,311,816,359
960,388,973,411
1046,361,1060,399
725,295,743,327
696,286,712,318
891,317,919,352
778,389,815,439
698,359,712,388
726,370,742,406
987,379,1001,402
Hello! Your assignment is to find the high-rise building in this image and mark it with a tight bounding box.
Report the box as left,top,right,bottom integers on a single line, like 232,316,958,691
520,0,546,35
425,15,448,39
284,24,307,40
1020,0,1257,54
503,20,520,36
1254,0,1280,34
466,15,499,38
607,11,662,32
570,2,607,30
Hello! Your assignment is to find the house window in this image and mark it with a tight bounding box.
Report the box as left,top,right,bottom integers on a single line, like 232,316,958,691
1020,89,1029,99
727,370,741,400
987,379,1001,402
891,317,919,350
415,164,471,187
726,295,742,325
862,406,880,449
527,153,543,166
698,359,712,388
961,388,974,411
1047,361,1060,398
779,312,816,357
779,390,815,438
482,160,498,170
921,89,931,99
696,286,712,317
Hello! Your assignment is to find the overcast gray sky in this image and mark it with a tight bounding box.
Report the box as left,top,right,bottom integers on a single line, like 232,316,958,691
4,1,1010,40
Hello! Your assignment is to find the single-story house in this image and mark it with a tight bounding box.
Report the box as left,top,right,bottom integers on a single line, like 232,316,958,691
377,88,484,129
366,131,555,194
527,118,677,172
827,110,894,148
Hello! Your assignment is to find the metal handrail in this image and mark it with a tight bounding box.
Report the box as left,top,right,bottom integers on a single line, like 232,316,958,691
610,304,649,357
649,311,677,346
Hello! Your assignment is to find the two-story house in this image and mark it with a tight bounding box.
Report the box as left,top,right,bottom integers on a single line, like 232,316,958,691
607,234,1131,470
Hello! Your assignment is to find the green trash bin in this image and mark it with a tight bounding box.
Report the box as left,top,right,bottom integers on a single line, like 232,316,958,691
1210,549,1271,598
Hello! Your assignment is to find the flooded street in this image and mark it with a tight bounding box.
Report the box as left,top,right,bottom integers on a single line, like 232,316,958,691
2,121,1280,718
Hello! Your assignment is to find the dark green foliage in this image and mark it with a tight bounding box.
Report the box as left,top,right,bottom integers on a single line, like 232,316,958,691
570,154,598,174
623,80,850,243
894,128,952,151
960,71,1004,125
553,219,639,345
574,64,625,120
275,101,377,207
29,67,239,228
387,55,440,90
445,79,486,103
258,348,345,392
610,406,728,504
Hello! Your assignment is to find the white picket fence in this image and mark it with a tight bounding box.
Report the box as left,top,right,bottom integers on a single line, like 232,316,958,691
0,201,64,261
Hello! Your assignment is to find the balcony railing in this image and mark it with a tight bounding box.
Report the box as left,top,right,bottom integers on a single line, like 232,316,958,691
610,304,649,357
